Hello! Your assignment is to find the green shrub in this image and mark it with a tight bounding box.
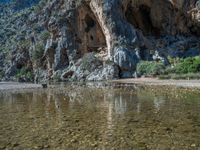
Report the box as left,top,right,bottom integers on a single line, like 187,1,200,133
76,0,84,8
137,61,165,76
189,58,200,73
16,68,34,82
40,31,50,42
32,43,44,60
0,46,10,53
171,57,200,74
138,57,200,79
18,40,30,49
81,53,102,71
33,0,48,13
0,71,4,79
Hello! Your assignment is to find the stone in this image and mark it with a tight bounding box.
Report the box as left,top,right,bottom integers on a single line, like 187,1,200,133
86,62,119,81
114,46,139,78
61,70,74,79
152,50,170,66
42,83,47,88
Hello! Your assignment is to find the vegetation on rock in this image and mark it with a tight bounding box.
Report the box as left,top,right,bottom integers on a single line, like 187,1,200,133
139,57,200,80
16,67,34,82
137,61,165,76
0,0,200,81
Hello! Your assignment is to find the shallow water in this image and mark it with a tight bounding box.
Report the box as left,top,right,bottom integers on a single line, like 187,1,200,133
0,83,200,150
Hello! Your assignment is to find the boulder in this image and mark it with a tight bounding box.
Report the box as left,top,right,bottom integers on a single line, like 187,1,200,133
86,62,119,81
61,70,74,79
114,46,139,78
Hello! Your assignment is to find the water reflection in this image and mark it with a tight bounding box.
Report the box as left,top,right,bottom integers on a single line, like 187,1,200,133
0,84,200,149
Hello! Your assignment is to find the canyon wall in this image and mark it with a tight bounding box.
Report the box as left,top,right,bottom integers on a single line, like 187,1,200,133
1,0,200,81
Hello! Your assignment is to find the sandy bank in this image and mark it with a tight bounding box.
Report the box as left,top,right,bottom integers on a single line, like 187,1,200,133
1,79,200,91
0,82,42,91
112,78,200,89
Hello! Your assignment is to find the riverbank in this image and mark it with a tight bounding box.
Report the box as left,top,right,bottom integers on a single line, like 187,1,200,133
1,78,200,91
0,82,42,91
112,78,200,89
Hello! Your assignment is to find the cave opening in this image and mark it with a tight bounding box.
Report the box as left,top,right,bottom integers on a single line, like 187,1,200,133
125,4,160,36
90,35,94,41
60,48,69,69
85,14,96,33
16,64,23,69
76,6,107,56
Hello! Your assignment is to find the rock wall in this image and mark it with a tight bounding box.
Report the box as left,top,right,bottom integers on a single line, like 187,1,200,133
1,0,200,81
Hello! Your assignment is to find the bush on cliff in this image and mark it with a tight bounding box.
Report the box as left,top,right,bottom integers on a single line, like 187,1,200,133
32,43,44,61
167,57,200,74
16,67,34,82
137,61,165,76
40,31,50,42
158,57,200,80
81,53,102,71
0,71,4,80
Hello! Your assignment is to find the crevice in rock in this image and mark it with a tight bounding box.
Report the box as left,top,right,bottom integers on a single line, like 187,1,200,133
125,3,160,36
16,64,23,69
84,14,96,33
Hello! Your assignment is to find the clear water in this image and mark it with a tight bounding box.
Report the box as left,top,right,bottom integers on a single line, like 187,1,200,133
0,83,200,150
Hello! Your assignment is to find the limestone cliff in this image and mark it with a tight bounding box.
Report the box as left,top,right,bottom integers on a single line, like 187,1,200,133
0,0,200,81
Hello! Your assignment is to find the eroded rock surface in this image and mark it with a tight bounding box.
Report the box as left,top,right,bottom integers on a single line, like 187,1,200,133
0,0,200,81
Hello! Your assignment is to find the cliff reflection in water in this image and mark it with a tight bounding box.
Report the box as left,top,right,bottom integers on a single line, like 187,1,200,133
0,84,200,149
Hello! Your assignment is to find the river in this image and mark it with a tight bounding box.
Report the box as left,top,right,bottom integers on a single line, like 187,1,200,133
0,83,199,150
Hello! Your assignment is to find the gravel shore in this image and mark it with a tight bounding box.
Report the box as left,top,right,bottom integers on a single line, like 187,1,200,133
1,79,200,91
112,78,200,89
0,82,42,91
